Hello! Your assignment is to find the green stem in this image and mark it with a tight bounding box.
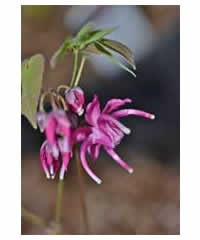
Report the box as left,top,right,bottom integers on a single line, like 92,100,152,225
55,180,64,234
73,56,87,87
75,147,89,234
70,50,79,88
22,206,47,228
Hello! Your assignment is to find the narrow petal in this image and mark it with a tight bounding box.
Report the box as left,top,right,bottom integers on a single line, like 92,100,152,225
85,95,101,126
111,109,155,120
46,151,53,165
103,122,124,146
50,164,54,175
51,161,60,179
59,153,70,180
103,98,132,114
45,117,57,146
58,137,71,154
100,114,131,135
37,112,47,132
80,138,102,184
51,144,59,159
104,147,134,174
88,144,101,161
40,141,50,178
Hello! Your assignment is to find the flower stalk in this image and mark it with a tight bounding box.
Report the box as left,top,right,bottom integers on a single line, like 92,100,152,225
55,180,64,234
73,56,87,87
52,49,87,234
70,50,79,88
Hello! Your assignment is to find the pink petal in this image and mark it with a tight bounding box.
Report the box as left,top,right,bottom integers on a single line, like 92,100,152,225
104,147,133,174
100,121,124,146
65,87,85,116
111,109,155,120
37,112,47,132
103,98,132,114
59,152,70,180
51,144,59,159
80,138,102,184
100,114,131,135
45,116,57,146
58,137,72,154
54,111,72,138
85,95,101,126
91,127,114,148
51,160,60,179
46,150,53,165
40,141,50,178
88,144,101,161
73,126,91,143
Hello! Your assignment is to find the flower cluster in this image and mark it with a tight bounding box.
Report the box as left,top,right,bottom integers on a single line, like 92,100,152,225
37,87,155,184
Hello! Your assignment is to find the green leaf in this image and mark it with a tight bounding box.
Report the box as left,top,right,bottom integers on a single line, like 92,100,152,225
76,23,94,41
50,24,118,67
21,54,45,129
83,44,103,55
95,42,136,77
50,37,74,68
80,27,117,48
99,38,136,70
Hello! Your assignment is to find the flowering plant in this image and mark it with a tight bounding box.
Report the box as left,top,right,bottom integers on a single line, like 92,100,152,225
21,23,154,234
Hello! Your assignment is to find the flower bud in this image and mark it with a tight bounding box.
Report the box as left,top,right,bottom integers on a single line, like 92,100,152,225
65,87,85,116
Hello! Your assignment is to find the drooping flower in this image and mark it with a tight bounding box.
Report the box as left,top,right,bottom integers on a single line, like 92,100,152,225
74,95,155,184
65,87,85,116
37,110,78,179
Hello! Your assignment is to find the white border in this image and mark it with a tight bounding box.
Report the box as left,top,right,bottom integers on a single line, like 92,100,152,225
21,0,181,5
3,0,200,239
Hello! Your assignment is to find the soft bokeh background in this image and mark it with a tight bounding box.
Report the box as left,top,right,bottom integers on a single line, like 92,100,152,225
21,5,180,235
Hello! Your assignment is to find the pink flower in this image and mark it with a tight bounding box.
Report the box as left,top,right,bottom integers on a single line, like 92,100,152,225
74,95,155,184
37,110,77,179
65,87,85,116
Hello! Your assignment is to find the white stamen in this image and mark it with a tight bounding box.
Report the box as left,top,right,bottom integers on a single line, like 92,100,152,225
128,168,134,174
123,127,131,135
96,179,102,184
151,114,155,120
50,165,54,175
51,175,55,179
46,173,50,179
59,170,65,180
77,107,84,116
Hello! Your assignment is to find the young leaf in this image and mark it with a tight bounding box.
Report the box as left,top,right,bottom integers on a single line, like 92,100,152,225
50,24,119,67
99,38,136,70
76,23,94,41
95,42,136,77
83,44,103,55
21,54,45,129
80,27,117,48
50,37,74,68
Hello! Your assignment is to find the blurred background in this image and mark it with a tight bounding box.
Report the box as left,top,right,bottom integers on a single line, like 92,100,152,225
21,5,180,235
